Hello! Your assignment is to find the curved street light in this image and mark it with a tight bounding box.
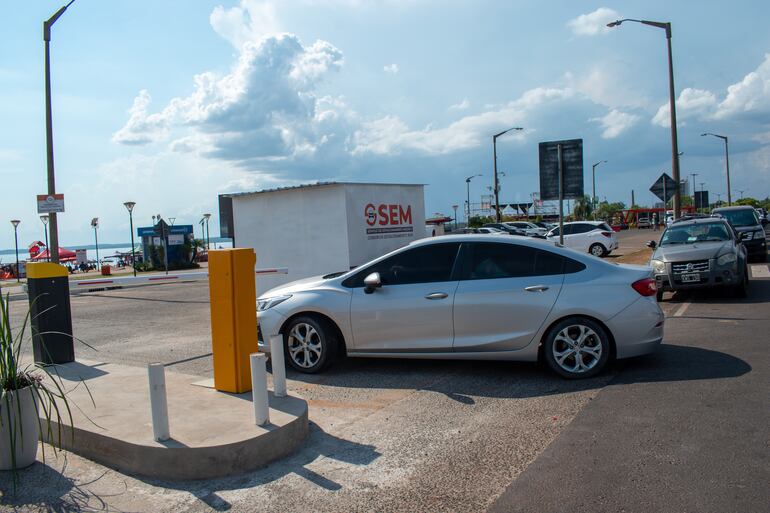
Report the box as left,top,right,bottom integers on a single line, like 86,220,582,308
608,18,682,219
492,127,524,222
203,213,212,250
592,160,607,218
701,132,731,206
465,174,482,221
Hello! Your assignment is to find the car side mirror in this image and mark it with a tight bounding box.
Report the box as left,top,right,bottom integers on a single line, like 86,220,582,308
646,240,657,249
363,272,382,294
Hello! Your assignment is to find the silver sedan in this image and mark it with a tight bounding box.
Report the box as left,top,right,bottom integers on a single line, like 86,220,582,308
257,235,664,379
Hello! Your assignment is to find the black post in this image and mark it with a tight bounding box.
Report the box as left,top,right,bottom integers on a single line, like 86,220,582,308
129,211,136,276
724,137,731,206
493,136,501,222
43,223,49,262
11,221,20,282
558,144,564,246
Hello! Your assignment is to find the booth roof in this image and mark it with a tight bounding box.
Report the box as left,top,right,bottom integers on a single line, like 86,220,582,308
222,181,425,198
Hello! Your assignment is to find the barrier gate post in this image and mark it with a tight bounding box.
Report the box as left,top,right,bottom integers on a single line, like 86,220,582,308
27,262,74,364
208,248,259,393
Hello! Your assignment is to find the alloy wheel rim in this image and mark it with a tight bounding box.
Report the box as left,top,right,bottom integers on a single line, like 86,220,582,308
591,245,603,256
287,323,322,368
552,324,602,374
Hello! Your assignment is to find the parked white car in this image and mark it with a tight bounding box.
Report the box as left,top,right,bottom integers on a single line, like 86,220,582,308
504,221,548,237
546,221,619,257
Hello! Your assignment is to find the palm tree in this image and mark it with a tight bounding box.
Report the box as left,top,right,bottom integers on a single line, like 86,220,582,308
572,195,593,220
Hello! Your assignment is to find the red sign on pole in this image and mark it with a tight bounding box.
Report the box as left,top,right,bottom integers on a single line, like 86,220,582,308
37,193,65,214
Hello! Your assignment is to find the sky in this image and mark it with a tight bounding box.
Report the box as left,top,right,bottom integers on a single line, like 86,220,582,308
2,0,770,250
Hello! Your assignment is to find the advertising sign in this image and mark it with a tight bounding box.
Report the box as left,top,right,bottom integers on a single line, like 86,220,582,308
75,249,88,265
345,184,426,268
694,190,709,210
168,234,184,245
538,139,584,201
37,194,65,214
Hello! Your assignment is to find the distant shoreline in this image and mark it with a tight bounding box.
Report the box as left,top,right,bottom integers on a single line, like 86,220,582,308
0,237,233,256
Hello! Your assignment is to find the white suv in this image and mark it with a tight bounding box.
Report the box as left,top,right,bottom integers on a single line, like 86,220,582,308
545,221,619,257
504,221,548,237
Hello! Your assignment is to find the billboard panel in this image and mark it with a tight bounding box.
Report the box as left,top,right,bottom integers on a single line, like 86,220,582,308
539,139,584,201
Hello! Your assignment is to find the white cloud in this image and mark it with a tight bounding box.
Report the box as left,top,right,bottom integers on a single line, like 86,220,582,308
449,98,470,111
566,8,620,37
715,53,770,119
352,87,573,155
651,88,717,127
590,109,640,139
565,68,648,109
113,34,345,167
210,0,280,49
383,63,399,74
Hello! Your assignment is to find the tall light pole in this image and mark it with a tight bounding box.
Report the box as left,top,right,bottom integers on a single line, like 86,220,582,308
701,133,731,206
690,172,699,209
452,205,458,229
738,190,745,200
700,182,706,210
10,220,21,282
465,174,482,221
43,0,76,264
608,18,681,219
203,213,212,249
492,127,523,222
124,202,136,277
91,217,99,266
40,214,50,262
592,160,607,219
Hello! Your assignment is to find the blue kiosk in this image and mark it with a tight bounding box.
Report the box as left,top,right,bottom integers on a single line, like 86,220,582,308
137,220,195,270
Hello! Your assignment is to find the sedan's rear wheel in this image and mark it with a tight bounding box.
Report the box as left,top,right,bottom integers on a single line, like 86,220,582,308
284,316,336,373
589,243,607,258
544,318,610,379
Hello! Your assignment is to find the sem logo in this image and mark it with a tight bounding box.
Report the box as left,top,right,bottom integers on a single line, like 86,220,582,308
365,203,413,227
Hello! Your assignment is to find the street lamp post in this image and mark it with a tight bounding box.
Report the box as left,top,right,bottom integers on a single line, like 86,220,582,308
124,202,136,277
738,190,745,200
43,0,76,264
91,217,99,266
40,215,50,262
592,160,607,219
10,220,21,282
690,172,699,209
452,205,458,229
203,213,212,250
492,128,523,222
701,133,731,206
465,174,482,221
608,18,681,219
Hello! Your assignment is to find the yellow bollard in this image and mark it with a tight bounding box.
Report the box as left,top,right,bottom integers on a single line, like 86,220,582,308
208,248,258,393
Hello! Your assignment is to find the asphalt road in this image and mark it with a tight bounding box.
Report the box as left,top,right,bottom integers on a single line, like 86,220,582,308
2,230,768,512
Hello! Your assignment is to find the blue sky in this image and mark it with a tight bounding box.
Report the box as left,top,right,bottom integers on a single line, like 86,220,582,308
2,0,770,249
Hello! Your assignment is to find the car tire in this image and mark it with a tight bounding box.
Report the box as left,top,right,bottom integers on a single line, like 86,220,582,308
283,316,337,374
589,243,607,258
543,317,611,379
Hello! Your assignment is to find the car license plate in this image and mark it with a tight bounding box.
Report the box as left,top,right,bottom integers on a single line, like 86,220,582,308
681,273,700,283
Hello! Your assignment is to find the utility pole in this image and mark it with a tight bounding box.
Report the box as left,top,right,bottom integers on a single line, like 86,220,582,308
492,127,523,222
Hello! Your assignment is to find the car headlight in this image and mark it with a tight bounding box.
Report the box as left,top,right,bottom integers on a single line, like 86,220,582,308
717,253,736,266
257,295,292,311
755,230,765,240
650,259,666,274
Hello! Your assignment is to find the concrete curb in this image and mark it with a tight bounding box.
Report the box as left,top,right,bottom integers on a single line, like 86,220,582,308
43,393,308,480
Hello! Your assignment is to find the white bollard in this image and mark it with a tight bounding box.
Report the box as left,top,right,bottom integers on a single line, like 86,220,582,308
250,353,270,426
269,334,287,397
147,363,170,441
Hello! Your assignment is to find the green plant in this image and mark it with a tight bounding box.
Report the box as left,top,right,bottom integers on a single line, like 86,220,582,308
0,293,90,490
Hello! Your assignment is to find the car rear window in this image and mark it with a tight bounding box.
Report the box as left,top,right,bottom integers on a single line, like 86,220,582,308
716,209,760,227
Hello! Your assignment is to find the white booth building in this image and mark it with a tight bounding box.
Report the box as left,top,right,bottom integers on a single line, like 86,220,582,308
220,182,426,294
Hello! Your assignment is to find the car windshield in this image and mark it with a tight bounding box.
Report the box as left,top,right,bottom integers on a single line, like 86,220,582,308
660,222,730,245
717,209,760,227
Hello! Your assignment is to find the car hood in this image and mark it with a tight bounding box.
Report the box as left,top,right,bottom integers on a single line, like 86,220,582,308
654,241,731,261
259,274,334,299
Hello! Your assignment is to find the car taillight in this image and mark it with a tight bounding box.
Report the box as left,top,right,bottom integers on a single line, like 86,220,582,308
632,278,657,297
600,231,612,238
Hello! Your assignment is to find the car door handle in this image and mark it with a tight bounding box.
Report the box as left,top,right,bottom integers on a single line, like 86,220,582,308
425,292,449,300
524,285,549,292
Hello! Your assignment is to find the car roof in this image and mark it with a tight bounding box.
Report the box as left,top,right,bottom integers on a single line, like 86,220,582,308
712,205,755,212
668,216,728,226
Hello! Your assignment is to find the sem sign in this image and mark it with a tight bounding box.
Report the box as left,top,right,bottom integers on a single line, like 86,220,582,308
37,194,65,214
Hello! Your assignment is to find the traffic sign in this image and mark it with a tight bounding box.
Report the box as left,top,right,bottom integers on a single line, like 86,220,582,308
539,139,584,201
694,190,709,210
649,173,677,203
37,194,65,214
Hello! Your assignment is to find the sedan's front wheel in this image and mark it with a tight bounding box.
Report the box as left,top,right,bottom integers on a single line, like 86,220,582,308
544,318,611,379
283,316,337,373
